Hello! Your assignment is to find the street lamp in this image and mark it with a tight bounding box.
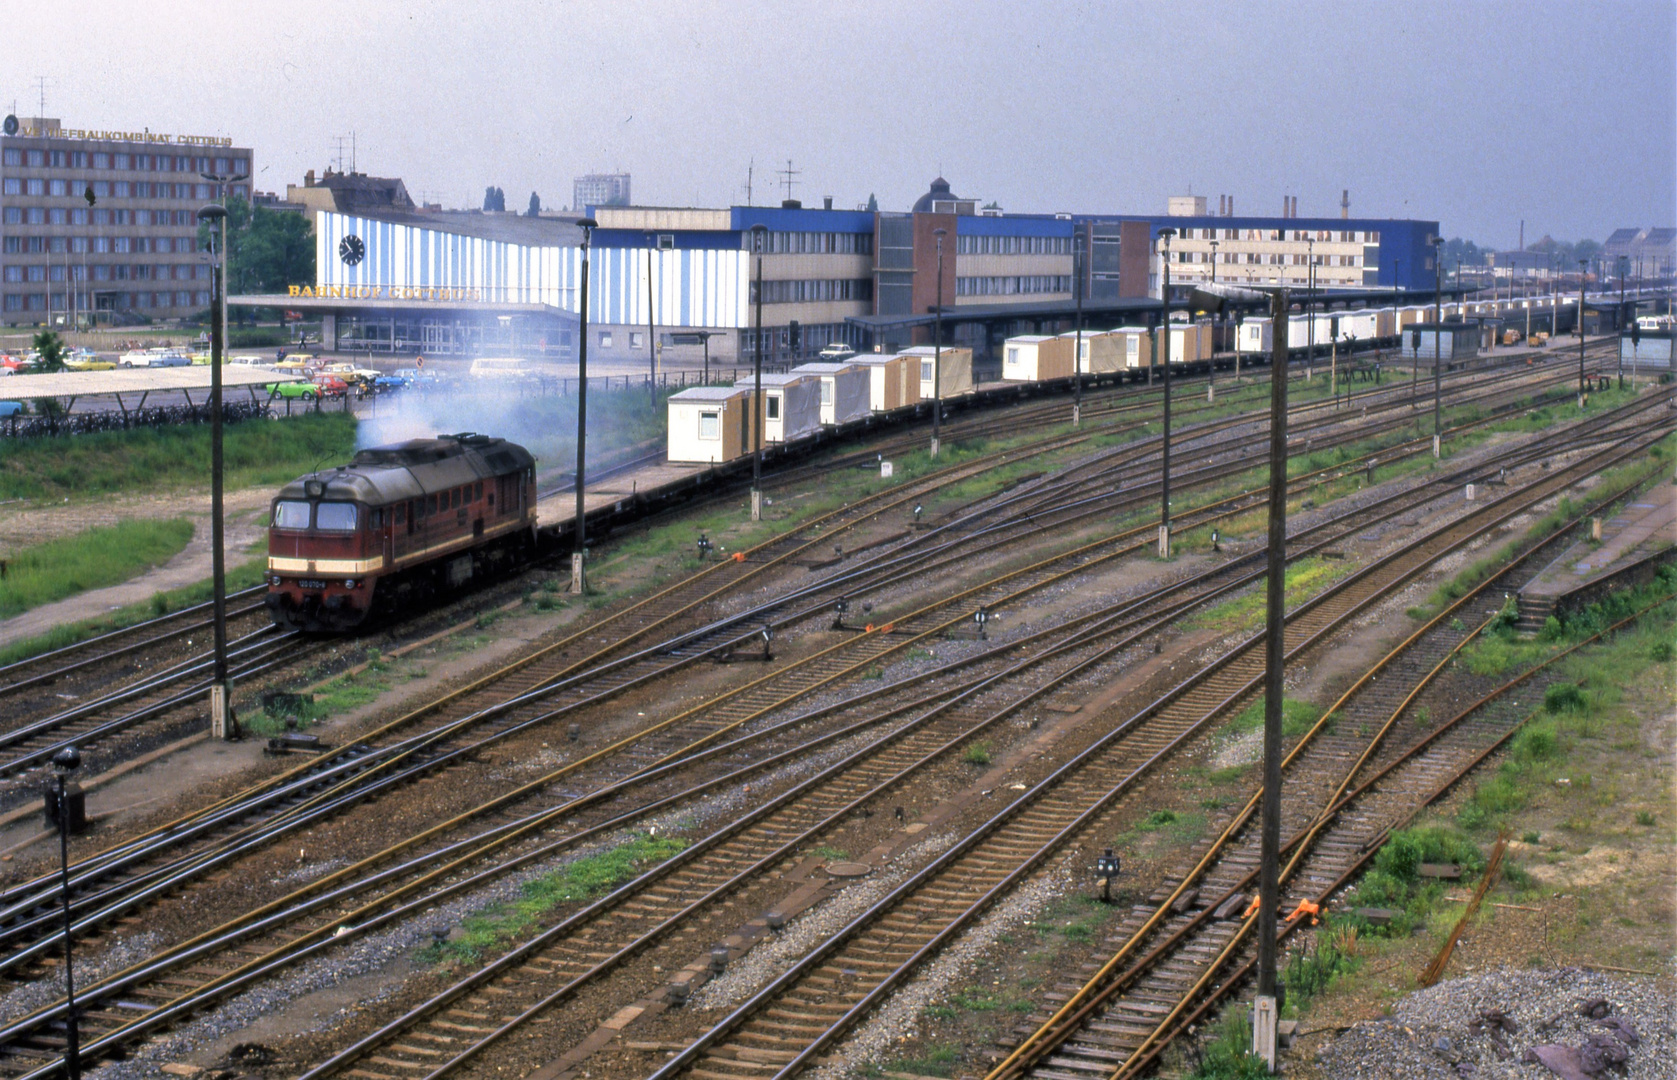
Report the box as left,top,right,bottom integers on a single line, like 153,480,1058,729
1431,235,1444,456
1578,258,1588,404
1617,255,1628,388
1157,227,1177,558
195,201,235,739
644,233,660,401
1306,235,1316,380
570,217,597,594
51,745,82,1080
1073,229,1085,426
1208,237,1219,401
751,224,768,520
932,227,948,457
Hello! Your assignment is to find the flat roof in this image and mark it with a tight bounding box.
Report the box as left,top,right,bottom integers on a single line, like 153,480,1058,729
669,386,747,401
230,294,567,315
790,362,860,374
0,366,301,402
735,373,811,387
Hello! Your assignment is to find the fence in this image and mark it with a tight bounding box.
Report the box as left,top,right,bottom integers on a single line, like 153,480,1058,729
0,399,275,439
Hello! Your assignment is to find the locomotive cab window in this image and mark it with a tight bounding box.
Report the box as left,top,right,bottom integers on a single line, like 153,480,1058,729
315,503,359,531
273,500,311,529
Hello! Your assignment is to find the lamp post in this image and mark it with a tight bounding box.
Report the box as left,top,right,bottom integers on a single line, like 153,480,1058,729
932,227,947,457
1157,227,1177,558
1618,255,1628,388
52,745,82,1080
195,202,234,739
570,217,597,594
751,224,768,519
1073,229,1085,427
1207,237,1219,401
1431,235,1444,456
644,234,659,401
1305,235,1316,380
1578,258,1588,404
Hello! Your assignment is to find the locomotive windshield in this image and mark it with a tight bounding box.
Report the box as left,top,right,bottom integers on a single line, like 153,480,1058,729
273,501,312,529
315,503,359,531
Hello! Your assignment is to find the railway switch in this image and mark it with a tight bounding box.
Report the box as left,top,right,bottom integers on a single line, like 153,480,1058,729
1095,848,1121,903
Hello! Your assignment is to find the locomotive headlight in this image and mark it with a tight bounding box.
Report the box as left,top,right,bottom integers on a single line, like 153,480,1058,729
344,579,357,588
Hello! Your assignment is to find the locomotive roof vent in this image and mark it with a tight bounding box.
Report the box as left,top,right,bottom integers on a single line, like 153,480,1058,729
441,432,494,447
352,438,468,466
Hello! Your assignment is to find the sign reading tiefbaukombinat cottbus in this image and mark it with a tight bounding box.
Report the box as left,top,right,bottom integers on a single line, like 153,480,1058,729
11,120,233,146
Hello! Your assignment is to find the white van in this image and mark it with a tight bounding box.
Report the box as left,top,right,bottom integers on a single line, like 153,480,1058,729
468,356,540,379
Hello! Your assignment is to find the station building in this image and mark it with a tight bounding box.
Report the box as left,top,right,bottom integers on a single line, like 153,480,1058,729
0,115,251,325
233,175,1440,371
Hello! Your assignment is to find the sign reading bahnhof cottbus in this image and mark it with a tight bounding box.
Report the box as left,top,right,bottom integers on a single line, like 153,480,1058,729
11,121,233,147
290,285,488,301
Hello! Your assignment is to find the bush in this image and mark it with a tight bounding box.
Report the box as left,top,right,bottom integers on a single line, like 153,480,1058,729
1651,641,1674,663
962,742,992,766
1544,683,1586,713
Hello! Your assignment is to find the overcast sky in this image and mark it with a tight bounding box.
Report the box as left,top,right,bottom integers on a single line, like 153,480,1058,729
9,0,1673,248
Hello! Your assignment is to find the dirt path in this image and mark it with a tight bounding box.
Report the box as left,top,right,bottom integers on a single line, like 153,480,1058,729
0,501,270,643
0,485,277,552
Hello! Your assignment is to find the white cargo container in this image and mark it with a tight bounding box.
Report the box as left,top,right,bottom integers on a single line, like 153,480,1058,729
1340,312,1379,341
791,361,871,426
1237,318,1274,354
1003,335,1075,381
735,372,821,444
900,346,974,399
1107,327,1155,368
851,353,919,411
667,386,755,465
1055,329,1096,374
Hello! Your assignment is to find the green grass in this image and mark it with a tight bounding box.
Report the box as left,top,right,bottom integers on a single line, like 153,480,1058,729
0,518,195,619
243,653,396,737
1335,825,1488,938
0,412,358,502
0,547,268,668
420,832,688,965
962,741,993,766
886,1043,961,1078
1185,558,1356,632
1225,696,1322,739
1183,1007,1271,1080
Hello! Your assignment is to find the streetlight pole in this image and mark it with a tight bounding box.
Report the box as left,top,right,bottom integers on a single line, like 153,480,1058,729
751,224,767,519
1431,235,1444,456
1158,227,1176,558
644,234,659,401
1578,258,1588,404
1073,229,1085,426
570,217,597,594
52,746,82,1080
1618,255,1627,388
195,202,234,739
932,227,947,456
1208,237,1219,402
1306,235,1316,380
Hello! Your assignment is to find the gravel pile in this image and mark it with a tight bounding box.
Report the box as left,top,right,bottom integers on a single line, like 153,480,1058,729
1312,967,1674,1079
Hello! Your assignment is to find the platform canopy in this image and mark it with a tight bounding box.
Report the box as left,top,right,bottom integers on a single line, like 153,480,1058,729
0,366,302,402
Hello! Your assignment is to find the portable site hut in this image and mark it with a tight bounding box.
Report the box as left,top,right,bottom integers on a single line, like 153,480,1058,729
1621,331,1674,370
667,386,756,465
735,372,822,444
851,353,919,411
1003,335,1076,382
1166,322,1212,364
901,346,974,399
1237,318,1273,355
1081,330,1127,374
1339,311,1379,342
1106,327,1155,369
1054,330,1099,375
790,362,871,426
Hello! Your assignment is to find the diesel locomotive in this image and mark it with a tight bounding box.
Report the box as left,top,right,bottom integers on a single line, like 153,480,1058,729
266,433,537,631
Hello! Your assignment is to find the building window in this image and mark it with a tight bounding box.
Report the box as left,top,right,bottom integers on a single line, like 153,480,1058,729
70,209,87,225
113,153,130,169
26,266,46,282
71,151,86,168
1,238,17,253
26,149,44,167
114,181,131,197
599,331,612,348
1,179,18,195
1,149,18,166
2,208,19,224
628,332,644,349
3,268,22,283
25,178,44,195
697,410,720,439
92,153,109,168
49,179,66,196
2,294,21,311
25,208,44,224
766,396,780,420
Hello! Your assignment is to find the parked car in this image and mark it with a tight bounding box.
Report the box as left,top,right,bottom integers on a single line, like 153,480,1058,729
372,374,409,393
118,348,190,368
310,375,351,397
265,380,319,399
0,401,22,417
817,343,857,361
65,353,116,371
392,367,440,388
0,354,31,373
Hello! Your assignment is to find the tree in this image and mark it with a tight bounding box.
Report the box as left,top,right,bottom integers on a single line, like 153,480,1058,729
526,191,542,217
483,186,497,211
195,197,315,302
865,193,878,212
32,330,66,373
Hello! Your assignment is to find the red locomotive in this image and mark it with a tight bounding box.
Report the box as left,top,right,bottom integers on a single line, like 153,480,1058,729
266,433,538,631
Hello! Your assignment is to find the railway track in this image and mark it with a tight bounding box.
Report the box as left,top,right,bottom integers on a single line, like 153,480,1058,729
631,419,1668,1080
0,364,1633,990
0,381,1648,1076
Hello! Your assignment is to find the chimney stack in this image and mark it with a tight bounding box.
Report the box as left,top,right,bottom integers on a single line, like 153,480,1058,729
1229,195,1234,217
823,195,833,210
305,169,316,187
1341,189,1349,219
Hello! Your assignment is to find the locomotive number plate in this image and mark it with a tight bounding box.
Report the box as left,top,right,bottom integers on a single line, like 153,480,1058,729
297,579,328,590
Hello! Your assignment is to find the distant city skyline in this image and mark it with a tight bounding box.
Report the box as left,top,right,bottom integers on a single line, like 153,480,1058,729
6,0,1671,249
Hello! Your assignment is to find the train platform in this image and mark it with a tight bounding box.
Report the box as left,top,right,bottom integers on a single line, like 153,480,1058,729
1515,493,1676,630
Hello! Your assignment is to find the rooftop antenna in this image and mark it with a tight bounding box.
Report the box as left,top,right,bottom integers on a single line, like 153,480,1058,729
35,75,47,118
778,159,801,202
746,158,753,207
350,131,357,173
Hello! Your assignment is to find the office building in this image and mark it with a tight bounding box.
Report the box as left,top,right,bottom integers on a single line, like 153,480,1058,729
575,172,631,210
1,116,251,325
